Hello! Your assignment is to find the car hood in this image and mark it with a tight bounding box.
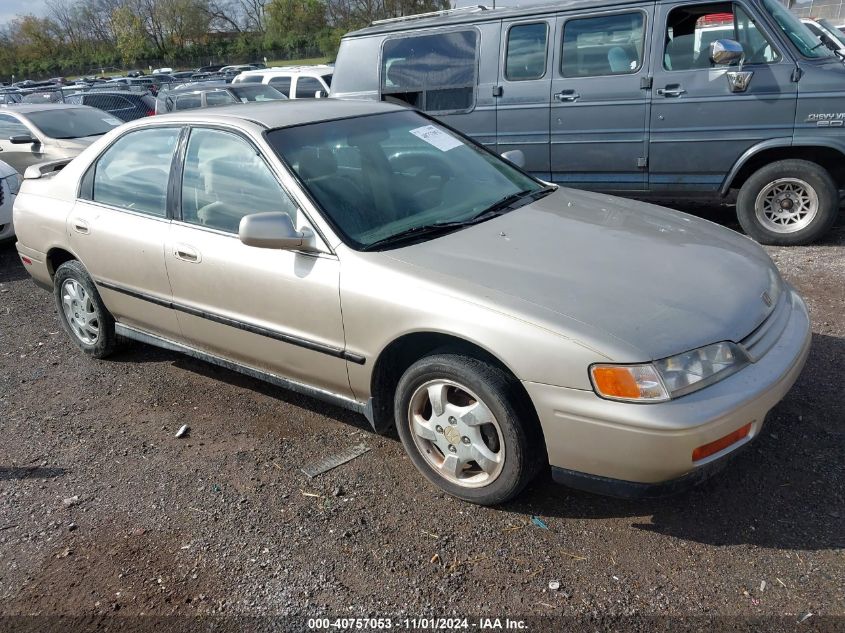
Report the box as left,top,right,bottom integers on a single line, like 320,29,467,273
385,188,781,361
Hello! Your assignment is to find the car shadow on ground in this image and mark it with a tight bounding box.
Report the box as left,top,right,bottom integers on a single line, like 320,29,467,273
505,332,844,552
0,241,29,283
0,466,67,480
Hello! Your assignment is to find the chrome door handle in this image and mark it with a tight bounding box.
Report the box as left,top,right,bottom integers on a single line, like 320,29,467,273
72,219,89,234
174,244,200,263
554,90,581,102
656,86,686,97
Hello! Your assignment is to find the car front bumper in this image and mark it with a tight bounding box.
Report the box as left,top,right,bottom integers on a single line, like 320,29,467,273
523,286,811,497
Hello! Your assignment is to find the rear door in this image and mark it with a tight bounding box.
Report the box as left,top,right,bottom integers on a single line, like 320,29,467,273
69,126,182,339
648,1,797,193
550,5,653,191
495,18,555,179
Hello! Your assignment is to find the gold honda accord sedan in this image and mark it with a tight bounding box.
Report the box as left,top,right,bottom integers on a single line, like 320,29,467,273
13,100,811,504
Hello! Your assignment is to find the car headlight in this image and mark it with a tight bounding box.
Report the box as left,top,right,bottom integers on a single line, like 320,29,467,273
6,173,23,196
591,341,748,403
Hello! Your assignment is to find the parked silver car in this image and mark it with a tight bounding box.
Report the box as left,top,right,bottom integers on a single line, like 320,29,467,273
0,104,122,175
13,100,811,504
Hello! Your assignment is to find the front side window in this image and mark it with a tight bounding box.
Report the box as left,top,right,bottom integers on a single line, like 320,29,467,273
26,107,120,139
267,110,543,250
91,127,180,216
174,94,202,111
0,114,28,138
268,76,292,97
381,30,478,113
180,128,297,233
561,12,645,77
761,0,833,58
664,3,780,71
295,76,323,98
205,90,237,106
505,22,549,80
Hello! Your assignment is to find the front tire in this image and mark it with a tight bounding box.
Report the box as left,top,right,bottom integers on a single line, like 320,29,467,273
736,159,839,245
394,354,543,505
54,260,117,359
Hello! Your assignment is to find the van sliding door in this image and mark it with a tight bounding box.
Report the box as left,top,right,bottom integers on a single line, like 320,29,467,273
550,5,654,191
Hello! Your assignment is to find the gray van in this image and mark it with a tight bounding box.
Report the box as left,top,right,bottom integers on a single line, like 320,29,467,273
331,0,845,245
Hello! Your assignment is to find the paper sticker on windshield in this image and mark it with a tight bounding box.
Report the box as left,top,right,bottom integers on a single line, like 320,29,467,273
409,125,463,152
102,117,122,126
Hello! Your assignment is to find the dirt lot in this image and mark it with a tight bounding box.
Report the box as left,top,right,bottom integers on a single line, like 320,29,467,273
0,207,843,630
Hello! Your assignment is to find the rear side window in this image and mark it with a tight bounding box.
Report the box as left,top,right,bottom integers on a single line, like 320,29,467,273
268,76,292,96
506,23,549,80
174,94,202,111
295,76,323,98
89,127,180,216
561,12,645,77
237,74,265,84
205,90,236,106
381,30,478,113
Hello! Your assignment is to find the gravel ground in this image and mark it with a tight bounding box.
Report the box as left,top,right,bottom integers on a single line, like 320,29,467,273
0,207,843,629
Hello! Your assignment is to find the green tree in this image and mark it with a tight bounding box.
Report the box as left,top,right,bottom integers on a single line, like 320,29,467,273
112,5,147,65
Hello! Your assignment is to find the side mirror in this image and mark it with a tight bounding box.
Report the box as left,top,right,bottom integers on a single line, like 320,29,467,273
238,211,315,250
314,90,328,99
500,149,526,169
709,39,745,67
9,134,37,145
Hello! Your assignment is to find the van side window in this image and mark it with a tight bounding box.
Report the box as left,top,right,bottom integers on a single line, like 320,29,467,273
381,30,478,113
561,12,645,77
664,3,778,71
506,23,549,80
269,76,292,97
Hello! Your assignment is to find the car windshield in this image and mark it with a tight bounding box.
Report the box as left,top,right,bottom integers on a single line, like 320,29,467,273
267,110,544,250
27,107,122,139
761,0,834,58
229,84,287,102
819,18,845,46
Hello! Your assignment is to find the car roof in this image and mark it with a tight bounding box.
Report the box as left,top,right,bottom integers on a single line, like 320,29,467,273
0,103,94,114
346,1,644,37
238,65,334,76
151,98,405,129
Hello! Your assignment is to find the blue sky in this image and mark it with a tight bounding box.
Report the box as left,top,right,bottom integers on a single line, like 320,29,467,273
1,0,48,24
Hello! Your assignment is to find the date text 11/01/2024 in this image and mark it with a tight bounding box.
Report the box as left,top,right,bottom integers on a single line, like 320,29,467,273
307,618,528,630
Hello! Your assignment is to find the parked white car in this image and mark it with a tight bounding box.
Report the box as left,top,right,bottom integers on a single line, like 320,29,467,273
801,18,845,57
231,65,333,99
0,159,22,241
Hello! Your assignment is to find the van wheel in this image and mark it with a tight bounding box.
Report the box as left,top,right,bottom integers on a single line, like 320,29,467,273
394,354,543,505
736,160,839,246
54,260,117,359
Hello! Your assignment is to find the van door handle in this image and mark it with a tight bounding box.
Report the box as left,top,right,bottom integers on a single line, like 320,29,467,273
72,219,89,234
174,244,201,263
656,85,686,97
554,90,581,102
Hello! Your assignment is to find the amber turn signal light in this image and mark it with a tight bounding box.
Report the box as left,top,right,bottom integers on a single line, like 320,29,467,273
692,423,752,462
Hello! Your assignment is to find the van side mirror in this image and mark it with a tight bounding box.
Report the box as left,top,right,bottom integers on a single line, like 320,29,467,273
238,211,315,251
709,39,745,67
501,149,526,168
9,134,37,145
314,90,328,99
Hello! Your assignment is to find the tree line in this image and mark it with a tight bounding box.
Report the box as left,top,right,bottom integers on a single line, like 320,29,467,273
0,0,449,80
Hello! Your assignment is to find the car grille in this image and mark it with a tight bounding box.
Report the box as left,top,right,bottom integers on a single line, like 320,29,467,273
739,290,790,362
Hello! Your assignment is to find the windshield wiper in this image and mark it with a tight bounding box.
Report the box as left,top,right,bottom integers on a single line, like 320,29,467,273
471,185,556,220
361,185,557,252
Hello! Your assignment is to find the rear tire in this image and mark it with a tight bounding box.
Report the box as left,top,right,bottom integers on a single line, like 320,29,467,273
394,353,544,505
54,260,117,359
736,159,839,245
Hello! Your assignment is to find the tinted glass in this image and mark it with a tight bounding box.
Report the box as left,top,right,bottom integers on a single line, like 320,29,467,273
0,114,28,137
295,76,323,98
762,0,833,57
26,107,121,138
237,75,265,84
506,23,548,80
205,90,237,106
174,94,202,110
92,127,180,216
181,128,297,233
268,110,541,250
562,12,645,77
268,76,291,96
321,74,333,87
820,18,845,45
381,30,478,113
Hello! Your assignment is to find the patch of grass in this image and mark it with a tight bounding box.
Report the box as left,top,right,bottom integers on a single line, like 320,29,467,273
262,56,331,67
